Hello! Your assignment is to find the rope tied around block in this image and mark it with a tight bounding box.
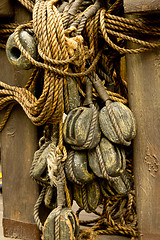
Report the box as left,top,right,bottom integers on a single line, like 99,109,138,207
32,120,70,239
71,105,98,150
78,190,137,239
0,4,159,129
0,0,160,240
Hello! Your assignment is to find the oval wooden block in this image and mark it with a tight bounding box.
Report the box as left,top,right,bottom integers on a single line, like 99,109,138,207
65,150,95,184
63,107,101,149
6,30,37,70
99,102,136,144
43,208,79,240
88,138,126,178
44,186,57,209
44,182,73,210
100,171,132,197
31,142,56,184
73,181,101,211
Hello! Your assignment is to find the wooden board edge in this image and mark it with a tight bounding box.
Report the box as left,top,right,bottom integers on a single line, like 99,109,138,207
3,217,40,240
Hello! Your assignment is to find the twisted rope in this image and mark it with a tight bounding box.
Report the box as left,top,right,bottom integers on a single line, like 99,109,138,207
100,9,160,54
17,0,34,12
54,206,62,240
1,0,159,239
71,105,98,150
30,140,51,186
46,142,57,187
13,22,102,76
54,152,66,240
105,100,131,146
78,194,138,239
33,186,47,231
50,121,67,240
65,179,72,208
67,150,82,185
96,144,121,182
81,184,91,213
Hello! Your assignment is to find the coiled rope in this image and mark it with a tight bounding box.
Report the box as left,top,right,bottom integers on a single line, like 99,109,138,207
0,0,160,239
0,1,159,130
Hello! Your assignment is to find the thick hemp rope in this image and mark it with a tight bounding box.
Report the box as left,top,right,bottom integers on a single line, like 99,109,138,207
0,1,159,129
78,191,137,239
0,0,160,240
52,121,67,240
18,0,35,12
33,186,47,232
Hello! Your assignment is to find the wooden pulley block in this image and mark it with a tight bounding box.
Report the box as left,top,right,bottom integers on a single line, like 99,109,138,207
44,186,57,209
43,207,79,240
44,184,73,209
65,150,95,184
31,142,57,184
88,137,126,178
63,106,101,149
73,181,101,212
90,72,136,145
100,171,132,197
66,77,80,111
99,102,136,145
6,30,37,70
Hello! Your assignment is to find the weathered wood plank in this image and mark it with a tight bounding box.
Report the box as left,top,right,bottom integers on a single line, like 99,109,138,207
0,0,14,18
99,236,131,240
3,218,40,240
126,41,160,239
124,0,160,14
0,2,40,240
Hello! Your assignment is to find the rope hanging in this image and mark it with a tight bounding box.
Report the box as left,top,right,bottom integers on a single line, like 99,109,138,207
0,0,160,240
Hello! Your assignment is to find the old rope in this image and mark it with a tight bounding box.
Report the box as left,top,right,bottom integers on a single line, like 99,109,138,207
0,0,160,240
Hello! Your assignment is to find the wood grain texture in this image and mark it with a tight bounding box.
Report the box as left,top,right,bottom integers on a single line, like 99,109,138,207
3,218,40,240
0,0,14,18
126,41,160,240
124,0,160,14
0,2,40,239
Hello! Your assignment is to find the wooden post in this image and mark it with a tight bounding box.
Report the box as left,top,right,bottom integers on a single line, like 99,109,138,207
126,45,160,240
0,2,40,240
124,0,160,14
124,1,160,239
0,0,14,18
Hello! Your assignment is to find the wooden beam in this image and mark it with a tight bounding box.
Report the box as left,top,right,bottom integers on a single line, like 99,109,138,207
124,0,160,14
0,0,14,18
125,2,160,238
99,236,131,240
3,218,40,240
0,2,40,240
126,40,160,240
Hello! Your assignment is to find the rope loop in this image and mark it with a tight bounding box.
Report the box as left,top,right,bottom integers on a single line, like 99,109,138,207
105,100,131,146
1,0,160,239
56,145,67,162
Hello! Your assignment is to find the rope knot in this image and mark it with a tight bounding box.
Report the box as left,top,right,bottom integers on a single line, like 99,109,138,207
56,145,67,162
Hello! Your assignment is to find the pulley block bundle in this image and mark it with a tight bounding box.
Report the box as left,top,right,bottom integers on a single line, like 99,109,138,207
3,0,139,239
